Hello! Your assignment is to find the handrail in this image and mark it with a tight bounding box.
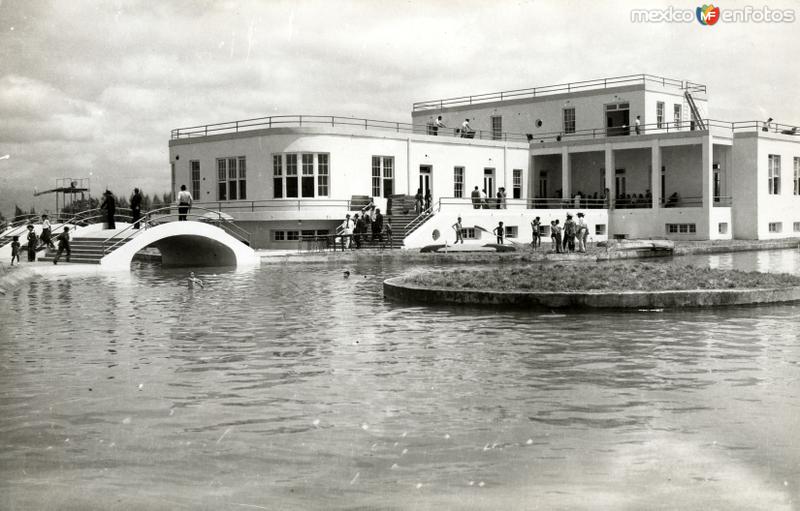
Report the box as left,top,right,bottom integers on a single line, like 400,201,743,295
191,198,354,213
171,114,533,143
403,207,433,234
412,73,707,111
102,205,252,254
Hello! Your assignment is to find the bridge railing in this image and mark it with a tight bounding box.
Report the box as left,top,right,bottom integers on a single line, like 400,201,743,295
102,205,252,254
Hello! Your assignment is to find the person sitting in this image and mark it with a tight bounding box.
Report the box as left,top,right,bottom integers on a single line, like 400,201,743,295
666,192,679,207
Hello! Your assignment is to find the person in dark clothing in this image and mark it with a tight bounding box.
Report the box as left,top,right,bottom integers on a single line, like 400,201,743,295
414,189,423,214
101,190,116,229
372,208,384,242
424,189,432,211
10,236,20,265
40,214,55,250
26,225,37,262
563,214,577,252
493,221,505,244
130,188,143,229
471,186,481,209
53,227,71,264
353,213,364,248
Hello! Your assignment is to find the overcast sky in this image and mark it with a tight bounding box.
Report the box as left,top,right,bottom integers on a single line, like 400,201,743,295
0,0,798,217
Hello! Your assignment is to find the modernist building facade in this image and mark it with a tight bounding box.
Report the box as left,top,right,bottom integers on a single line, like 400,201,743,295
168,74,800,249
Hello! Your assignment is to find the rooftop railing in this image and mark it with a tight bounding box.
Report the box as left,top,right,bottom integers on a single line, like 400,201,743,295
412,74,707,112
170,114,532,143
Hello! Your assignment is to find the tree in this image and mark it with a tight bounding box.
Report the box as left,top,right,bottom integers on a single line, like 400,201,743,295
162,192,173,205
151,193,162,207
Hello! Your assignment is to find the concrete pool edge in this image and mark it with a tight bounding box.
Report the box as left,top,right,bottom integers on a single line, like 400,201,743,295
383,277,800,309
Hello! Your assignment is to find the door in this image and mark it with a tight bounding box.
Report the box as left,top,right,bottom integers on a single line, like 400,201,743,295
615,169,626,199
419,165,432,200
483,168,495,199
538,171,548,198
605,103,630,137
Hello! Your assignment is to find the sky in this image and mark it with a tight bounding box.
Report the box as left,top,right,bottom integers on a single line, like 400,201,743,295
0,0,798,218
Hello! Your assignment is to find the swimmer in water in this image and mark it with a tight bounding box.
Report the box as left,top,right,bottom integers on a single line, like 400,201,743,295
188,272,204,289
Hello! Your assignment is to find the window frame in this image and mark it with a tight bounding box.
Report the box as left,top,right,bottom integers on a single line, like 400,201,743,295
563,107,576,134
454,166,464,198
656,101,664,129
768,154,781,195
190,160,201,200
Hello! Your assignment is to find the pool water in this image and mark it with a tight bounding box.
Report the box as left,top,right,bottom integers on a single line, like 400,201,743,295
1,249,798,510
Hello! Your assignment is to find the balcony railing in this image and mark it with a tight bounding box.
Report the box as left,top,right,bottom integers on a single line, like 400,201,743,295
171,114,531,143
412,73,707,112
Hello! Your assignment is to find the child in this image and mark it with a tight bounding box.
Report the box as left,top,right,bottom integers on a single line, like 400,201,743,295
26,225,37,262
10,236,20,265
493,221,505,245
53,226,71,264
187,272,204,289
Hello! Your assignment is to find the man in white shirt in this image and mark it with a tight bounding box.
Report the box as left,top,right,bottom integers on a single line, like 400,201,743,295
177,184,193,221
340,213,354,250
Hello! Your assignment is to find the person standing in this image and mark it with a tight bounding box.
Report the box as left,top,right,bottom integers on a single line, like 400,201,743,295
40,214,55,250
10,236,20,266
576,212,588,253
635,115,641,135
177,185,193,221
340,213,354,250
130,188,143,229
414,188,423,214
452,216,464,244
433,115,446,135
500,187,507,209
424,189,432,211
493,221,505,245
553,219,563,253
531,216,541,249
471,186,481,209
372,208,384,243
480,188,488,209
383,219,393,248
53,227,71,264
100,190,117,229
563,214,577,252
26,224,37,262
353,213,364,249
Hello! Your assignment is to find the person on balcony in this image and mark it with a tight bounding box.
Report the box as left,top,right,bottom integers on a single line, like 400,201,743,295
471,186,481,209
177,185,193,221
130,188,143,229
433,115,446,136
461,119,474,138
635,115,641,135
101,190,116,229
480,188,489,209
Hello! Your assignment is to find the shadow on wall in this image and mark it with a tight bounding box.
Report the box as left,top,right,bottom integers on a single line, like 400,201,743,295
150,235,237,267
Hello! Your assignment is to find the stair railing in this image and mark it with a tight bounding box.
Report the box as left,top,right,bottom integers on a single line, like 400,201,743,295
403,206,434,236
684,91,706,130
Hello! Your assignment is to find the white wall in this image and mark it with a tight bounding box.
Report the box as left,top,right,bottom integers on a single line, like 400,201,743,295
731,135,759,239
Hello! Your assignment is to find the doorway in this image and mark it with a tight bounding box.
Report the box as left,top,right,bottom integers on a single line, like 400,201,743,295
419,165,432,199
483,168,495,199
615,168,626,198
606,103,630,137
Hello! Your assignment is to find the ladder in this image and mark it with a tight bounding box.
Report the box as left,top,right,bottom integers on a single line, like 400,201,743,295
684,91,706,130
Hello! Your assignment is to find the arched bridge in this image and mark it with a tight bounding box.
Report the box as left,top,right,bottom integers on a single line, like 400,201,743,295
100,221,260,270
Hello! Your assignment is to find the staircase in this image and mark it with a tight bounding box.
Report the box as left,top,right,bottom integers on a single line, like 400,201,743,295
37,236,135,264
684,91,706,130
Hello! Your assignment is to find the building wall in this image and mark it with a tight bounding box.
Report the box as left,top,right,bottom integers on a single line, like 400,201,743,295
662,144,703,204
570,152,605,197
747,134,800,239
731,135,759,239
412,87,647,139
169,128,528,206
613,148,652,198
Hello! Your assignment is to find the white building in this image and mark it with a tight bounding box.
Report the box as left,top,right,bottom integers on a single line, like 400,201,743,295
168,74,800,249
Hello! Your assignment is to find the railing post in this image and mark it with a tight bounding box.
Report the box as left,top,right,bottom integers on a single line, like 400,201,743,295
396,122,400,132
204,126,207,136
299,115,302,127
235,121,239,133
331,116,335,127
365,119,368,130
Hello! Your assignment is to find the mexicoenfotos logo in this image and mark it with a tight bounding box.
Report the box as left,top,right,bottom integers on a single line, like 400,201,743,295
631,5,796,23
696,4,721,25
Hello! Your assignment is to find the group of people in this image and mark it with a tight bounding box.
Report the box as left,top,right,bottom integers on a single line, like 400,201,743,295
9,215,72,266
615,190,653,209
470,186,508,209
532,212,589,253
339,201,391,249
414,189,432,214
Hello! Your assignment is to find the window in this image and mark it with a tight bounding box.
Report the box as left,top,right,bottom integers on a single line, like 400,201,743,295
273,231,285,241
794,222,800,232
595,224,606,235
273,153,330,199
794,157,799,195
454,167,464,198
539,224,551,237
238,157,246,200
719,222,728,234
286,154,298,198
768,222,782,233
768,154,781,195
318,154,329,197
463,228,479,240
371,156,394,198
274,229,328,242
673,104,682,127
505,226,518,238
273,155,283,198
512,169,522,199
214,156,246,201
666,223,696,234
491,116,502,140
301,153,314,198
563,108,576,134
190,160,200,200
286,230,300,241
656,101,664,129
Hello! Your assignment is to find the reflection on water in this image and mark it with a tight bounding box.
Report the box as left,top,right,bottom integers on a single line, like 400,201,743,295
0,249,799,510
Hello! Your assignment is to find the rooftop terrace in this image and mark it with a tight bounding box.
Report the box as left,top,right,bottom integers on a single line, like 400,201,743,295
412,73,707,112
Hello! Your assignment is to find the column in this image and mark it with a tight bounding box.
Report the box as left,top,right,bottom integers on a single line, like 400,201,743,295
701,135,714,239
604,145,615,204
651,141,661,209
561,147,571,200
